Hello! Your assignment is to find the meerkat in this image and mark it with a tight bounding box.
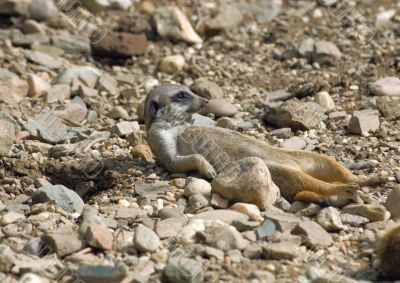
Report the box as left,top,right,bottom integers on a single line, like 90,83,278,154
144,84,380,202
378,223,400,279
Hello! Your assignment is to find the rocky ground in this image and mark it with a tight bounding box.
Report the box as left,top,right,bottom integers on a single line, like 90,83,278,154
0,0,400,282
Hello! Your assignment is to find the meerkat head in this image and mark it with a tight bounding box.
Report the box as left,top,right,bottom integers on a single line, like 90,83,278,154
144,84,208,129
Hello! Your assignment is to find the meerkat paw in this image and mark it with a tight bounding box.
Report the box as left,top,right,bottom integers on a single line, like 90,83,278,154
202,165,218,179
337,183,359,199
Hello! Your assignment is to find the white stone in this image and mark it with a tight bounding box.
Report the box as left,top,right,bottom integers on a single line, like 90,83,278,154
159,55,185,74
314,91,335,111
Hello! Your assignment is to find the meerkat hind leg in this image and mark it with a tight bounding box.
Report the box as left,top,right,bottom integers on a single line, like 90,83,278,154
267,163,359,201
294,191,325,203
291,151,379,186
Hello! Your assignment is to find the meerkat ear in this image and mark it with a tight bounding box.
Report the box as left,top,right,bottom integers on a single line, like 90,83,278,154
150,101,159,116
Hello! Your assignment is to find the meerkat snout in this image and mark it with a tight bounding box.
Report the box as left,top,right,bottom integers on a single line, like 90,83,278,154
144,84,208,129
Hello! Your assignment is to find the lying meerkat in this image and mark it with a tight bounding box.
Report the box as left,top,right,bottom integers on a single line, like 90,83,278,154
378,223,400,279
144,84,380,202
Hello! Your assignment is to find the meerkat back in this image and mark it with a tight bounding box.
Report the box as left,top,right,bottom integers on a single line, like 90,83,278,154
379,224,400,279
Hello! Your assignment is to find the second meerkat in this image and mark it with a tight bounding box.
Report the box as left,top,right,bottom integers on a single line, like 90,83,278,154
144,84,381,202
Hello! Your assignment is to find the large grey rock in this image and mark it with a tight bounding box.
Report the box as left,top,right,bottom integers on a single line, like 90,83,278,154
262,242,299,260
265,98,325,131
52,66,101,87
52,35,91,54
211,157,280,210
316,207,345,232
32,185,84,213
292,221,333,247
342,204,387,222
0,119,15,156
29,0,58,21
263,211,301,231
23,50,62,69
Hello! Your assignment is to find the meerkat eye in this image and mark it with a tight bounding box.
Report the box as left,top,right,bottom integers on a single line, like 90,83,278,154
150,101,159,116
176,91,188,101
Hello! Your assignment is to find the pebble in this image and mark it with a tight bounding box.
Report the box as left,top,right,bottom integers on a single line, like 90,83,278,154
199,99,238,118
159,55,185,74
263,211,301,231
341,213,369,226
133,224,160,253
349,109,380,135
46,84,71,103
211,157,280,210
342,204,387,222
193,209,249,224
31,184,84,213
0,211,25,226
384,186,400,220
188,194,210,210
262,242,299,260
76,264,127,283
108,106,130,120
153,6,202,44
52,66,101,86
232,220,261,232
314,91,335,111
0,71,29,105
42,226,86,257
231,203,263,221
204,225,247,251
164,251,204,283
85,224,113,250
211,193,229,209
155,218,183,239
27,74,50,97
29,0,58,21
292,221,333,247
316,207,345,232
370,77,400,96
255,220,276,240
184,177,212,197
313,40,342,65
112,121,140,137
23,50,62,69
190,78,223,99
280,136,306,150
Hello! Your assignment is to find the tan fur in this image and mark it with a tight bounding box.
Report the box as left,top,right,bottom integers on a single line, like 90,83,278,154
378,224,400,279
145,84,381,202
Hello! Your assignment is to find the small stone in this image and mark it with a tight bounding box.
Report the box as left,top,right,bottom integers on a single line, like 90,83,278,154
85,224,113,250
255,220,276,240
314,91,335,111
0,211,25,226
313,41,342,65
159,55,185,74
211,157,280,210
370,77,400,97
349,109,380,135
0,119,15,156
112,121,140,136
153,6,202,44
199,99,238,118
341,213,369,226
184,177,212,197
96,74,118,95
52,35,91,54
316,207,345,232
250,270,276,283
280,136,306,150
263,211,301,231
108,106,130,120
76,264,127,283
271,128,292,139
262,242,299,260
27,74,50,97
42,226,85,257
231,220,260,232
204,246,224,261
203,225,247,251
23,50,62,69
0,71,29,105
190,78,223,99
188,194,210,210
52,66,101,86
297,38,315,60
29,0,57,21
138,1,155,15
384,186,400,220
156,218,183,239
191,113,216,127
46,84,71,103
211,193,229,209
193,209,249,224
133,224,160,253
342,204,387,222
292,221,333,247
164,251,204,283
231,203,263,221
31,184,84,213
202,5,243,36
